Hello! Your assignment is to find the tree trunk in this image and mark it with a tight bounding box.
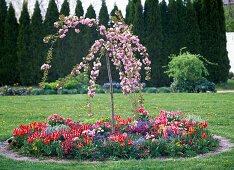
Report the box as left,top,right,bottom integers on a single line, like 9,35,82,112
106,53,115,133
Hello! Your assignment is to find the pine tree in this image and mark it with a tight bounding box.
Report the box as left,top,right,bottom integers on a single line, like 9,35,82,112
167,0,180,55
199,0,230,83
133,0,144,39
0,0,7,65
31,0,44,84
44,0,59,35
17,1,32,85
144,0,163,87
84,5,97,52
75,0,83,17
110,3,119,17
55,0,71,79
44,0,59,81
160,0,170,86
99,0,109,28
184,0,200,54
125,0,130,23
0,3,19,85
128,0,137,24
73,0,85,65
217,0,230,82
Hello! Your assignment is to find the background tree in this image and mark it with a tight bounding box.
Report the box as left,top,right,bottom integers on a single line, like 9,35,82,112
160,0,170,86
224,2,234,32
71,0,85,65
133,0,144,39
184,0,200,54
44,0,59,81
0,3,19,85
168,0,186,55
144,0,163,87
99,0,109,28
17,1,32,85
31,0,44,84
0,0,7,81
199,0,230,83
55,0,72,79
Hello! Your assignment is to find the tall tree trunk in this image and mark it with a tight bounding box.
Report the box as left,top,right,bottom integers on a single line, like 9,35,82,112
106,53,115,133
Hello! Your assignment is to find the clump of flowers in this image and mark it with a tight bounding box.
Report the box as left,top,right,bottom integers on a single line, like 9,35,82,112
9,109,218,161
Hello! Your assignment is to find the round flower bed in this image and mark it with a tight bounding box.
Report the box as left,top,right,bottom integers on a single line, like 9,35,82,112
9,109,218,161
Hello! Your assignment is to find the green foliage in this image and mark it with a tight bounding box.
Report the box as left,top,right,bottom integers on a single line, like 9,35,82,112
0,3,19,85
133,0,144,39
44,0,59,35
166,51,209,82
17,1,33,85
144,0,163,87
143,87,157,93
159,0,171,87
228,72,234,79
31,1,45,84
199,0,230,83
158,87,171,93
0,0,7,79
216,79,234,90
55,0,72,81
224,3,234,32
0,86,31,96
184,0,200,54
99,0,109,28
170,78,215,93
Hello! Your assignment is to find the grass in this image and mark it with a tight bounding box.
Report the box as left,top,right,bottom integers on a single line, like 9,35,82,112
216,79,234,91
0,93,233,169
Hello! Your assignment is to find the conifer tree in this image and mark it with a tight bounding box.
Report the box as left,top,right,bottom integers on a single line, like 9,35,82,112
75,0,83,17
55,0,71,79
133,0,144,39
70,0,85,67
128,0,137,24
110,3,119,17
199,0,230,83
0,3,18,85
99,0,109,28
44,0,59,35
167,0,180,55
184,0,200,54
160,0,170,86
0,0,7,69
73,0,84,65
217,0,230,82
17,1,32,85
125,0,130,23
84,5,98,52
44,0,59,81
144,0,163,87
31,0,44,84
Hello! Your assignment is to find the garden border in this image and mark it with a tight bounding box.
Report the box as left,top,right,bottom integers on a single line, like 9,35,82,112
0,135,233,163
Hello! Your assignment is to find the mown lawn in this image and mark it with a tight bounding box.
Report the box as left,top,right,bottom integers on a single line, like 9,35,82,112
0,93,233,169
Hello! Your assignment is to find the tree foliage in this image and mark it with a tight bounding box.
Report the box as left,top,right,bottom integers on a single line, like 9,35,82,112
0,3,19,85
166,51,208,82
31,0,44,84
17,1,32,85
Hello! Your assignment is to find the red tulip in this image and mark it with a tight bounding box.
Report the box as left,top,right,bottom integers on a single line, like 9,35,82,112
128,139,133,145
127,117,131,122
202,121,208,128
139,108,144,113
174,128,178,135
202,132,206,138
163,132,168,138
78,142,83,149
121,142,125,147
